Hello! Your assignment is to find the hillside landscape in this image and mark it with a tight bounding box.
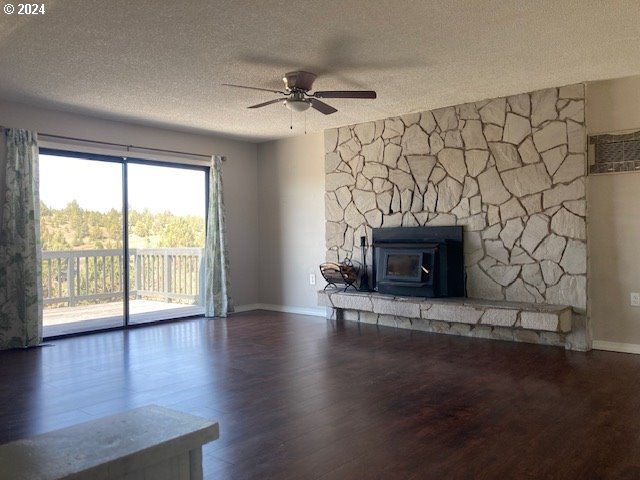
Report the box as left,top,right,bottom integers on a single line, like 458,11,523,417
40,200,205,251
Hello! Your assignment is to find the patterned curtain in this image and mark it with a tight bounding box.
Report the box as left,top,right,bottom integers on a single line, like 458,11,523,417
0,128,42,349
204,156,233,317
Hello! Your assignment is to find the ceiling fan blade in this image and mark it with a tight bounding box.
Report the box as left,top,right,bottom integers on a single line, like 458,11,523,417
222,83,285,95
248,98,285,109
310,98,338,115
313,90,377,99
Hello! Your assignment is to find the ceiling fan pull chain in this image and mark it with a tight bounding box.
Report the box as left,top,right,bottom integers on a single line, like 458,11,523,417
290,108,293,130
305,110,307,134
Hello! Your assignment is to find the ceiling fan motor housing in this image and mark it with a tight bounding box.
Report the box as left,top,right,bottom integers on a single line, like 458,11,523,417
283,71,317,92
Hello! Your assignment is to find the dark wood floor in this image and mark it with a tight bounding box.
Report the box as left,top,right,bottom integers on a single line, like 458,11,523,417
2,311,640,479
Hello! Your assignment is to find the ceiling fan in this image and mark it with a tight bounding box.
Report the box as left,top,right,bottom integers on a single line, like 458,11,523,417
223,71,376,115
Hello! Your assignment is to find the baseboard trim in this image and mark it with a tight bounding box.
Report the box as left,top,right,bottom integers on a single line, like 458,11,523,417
232,304,263,313
232,303,326,317
592,340,640,355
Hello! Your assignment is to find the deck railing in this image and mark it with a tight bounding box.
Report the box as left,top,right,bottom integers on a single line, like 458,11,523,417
41,248,204,307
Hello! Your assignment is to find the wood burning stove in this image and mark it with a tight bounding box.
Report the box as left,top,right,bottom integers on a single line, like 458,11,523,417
372,226,465,298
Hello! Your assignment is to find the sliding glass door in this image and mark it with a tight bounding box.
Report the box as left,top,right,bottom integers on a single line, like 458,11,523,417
39,151,207,336
39,153,125,336
127,162,206,325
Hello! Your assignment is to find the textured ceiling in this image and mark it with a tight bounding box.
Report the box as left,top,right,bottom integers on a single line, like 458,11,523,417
1,0,640,142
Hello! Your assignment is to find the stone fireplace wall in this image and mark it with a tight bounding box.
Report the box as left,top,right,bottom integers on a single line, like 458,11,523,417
324,84,587,317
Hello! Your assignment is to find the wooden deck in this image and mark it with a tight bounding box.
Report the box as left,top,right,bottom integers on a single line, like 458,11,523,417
43,300,204,336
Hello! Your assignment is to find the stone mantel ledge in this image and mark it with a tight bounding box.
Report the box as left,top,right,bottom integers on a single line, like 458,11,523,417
318,289,572,333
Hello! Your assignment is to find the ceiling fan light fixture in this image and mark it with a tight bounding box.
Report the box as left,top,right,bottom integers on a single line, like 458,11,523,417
284,98,311,112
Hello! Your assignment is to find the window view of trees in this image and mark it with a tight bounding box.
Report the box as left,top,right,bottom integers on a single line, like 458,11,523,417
39,156,207,331
40,200,205,251
40,200,206,311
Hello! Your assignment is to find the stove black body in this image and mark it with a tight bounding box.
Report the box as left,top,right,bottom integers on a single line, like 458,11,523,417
372,226,465,298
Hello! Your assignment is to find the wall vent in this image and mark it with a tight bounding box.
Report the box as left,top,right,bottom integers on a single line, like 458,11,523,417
589,131,640,174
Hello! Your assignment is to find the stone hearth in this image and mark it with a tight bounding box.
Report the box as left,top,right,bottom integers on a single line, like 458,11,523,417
318,289,587,350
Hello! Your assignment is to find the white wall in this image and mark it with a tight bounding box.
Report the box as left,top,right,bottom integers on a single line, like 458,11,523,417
0,100,260,307
256,133,325,313
587,76,640,135
586,76,640,350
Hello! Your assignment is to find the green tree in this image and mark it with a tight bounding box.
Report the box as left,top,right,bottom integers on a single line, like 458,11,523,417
160,217,196,247
40,200,50,216
39,200,203,251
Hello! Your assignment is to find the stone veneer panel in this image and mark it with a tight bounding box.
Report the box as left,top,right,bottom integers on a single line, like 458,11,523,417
324,85,587,319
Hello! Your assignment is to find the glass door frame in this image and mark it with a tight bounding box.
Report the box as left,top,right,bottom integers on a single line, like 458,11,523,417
40,147,210,335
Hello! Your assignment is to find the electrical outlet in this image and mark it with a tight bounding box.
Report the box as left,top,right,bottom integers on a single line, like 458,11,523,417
309,273,316,286
631,292,640,307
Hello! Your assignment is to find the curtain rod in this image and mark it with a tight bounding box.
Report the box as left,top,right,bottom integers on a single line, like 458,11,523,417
38,133,223,161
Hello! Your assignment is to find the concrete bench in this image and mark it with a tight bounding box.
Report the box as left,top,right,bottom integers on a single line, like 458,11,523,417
0,405,219,480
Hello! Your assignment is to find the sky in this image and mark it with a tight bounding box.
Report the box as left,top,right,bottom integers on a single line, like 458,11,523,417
39,154,206,217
